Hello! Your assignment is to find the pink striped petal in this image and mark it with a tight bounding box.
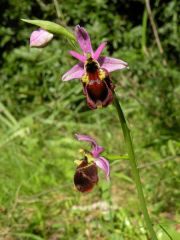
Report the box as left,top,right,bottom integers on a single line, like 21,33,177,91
95,156,110,180
75,134,96,143
98,56,128,72
75,134,104,157
62,63,84,81
30,29,53,48
93,42,107,60
69,50,86,63
91,146,104,158
75,25,93,54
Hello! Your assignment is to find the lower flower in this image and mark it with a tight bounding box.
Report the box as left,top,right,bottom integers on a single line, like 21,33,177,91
74,134,110,192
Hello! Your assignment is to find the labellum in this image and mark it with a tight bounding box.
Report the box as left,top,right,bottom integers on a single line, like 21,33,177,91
74,156,99,192
82,57,114,109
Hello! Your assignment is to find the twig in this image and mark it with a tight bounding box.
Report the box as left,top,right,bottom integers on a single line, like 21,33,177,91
142,8,148,55
36,0,50,11
53,0,66,26
53,0,61,19
145,0,167,65
145,0,164,54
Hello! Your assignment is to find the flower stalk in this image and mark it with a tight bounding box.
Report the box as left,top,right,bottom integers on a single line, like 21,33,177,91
113,92,158,240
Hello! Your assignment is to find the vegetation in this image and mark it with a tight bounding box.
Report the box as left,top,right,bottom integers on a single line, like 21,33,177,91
0,0,179,239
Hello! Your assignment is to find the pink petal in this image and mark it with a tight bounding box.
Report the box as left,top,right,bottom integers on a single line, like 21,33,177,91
95,156,110,180
30,29,53,48
75,134,95,143
98,56,128,73
93,42,107,60
75,25,93,54
69,50,86,63
75,134,104,157
91,146,104,158
62,63,84,81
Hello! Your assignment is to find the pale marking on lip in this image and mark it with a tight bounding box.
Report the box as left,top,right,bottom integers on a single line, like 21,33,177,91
88,79,101,85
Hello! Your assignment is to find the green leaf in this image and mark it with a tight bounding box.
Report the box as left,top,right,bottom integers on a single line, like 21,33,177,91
21,19,76,41
106,154,129,161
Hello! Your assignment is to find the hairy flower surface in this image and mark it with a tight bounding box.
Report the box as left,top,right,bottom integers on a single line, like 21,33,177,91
30,29,53,48
62,25,128,109
74,134,109,192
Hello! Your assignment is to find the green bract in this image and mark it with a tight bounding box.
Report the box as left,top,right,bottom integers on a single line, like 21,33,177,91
21,19,76,41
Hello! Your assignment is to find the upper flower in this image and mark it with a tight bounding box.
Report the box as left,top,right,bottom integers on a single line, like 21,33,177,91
74,134,110,192
30,28,53,48
62,25,128,81
62,25,128,109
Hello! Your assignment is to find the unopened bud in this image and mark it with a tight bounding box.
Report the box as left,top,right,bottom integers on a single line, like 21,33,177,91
30,29,53,48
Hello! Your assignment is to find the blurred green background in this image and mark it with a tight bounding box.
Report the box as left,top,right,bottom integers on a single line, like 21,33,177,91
0,0,179,239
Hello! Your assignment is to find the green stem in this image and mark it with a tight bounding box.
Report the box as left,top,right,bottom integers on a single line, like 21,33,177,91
113,93,158,240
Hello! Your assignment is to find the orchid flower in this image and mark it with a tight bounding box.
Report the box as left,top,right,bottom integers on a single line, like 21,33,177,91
62,25,128,109
30,28,53,48
74,134,110,192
